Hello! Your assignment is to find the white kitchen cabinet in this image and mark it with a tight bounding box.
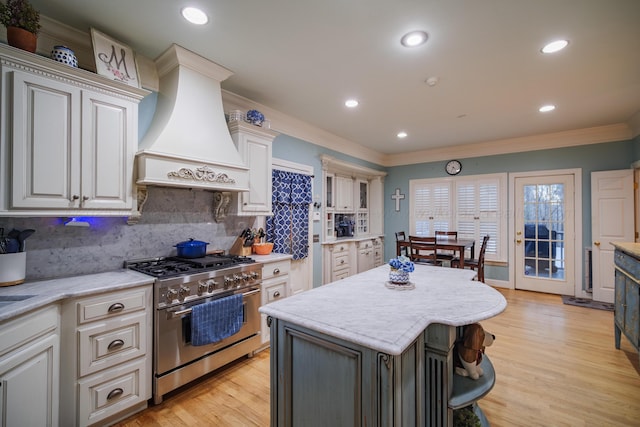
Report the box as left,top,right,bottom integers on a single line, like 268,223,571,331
357,239,375,273
60,285,152,427
260,258,291,346
373,237,385,267
228,120,278,216
323,242,355,284
320,155,386,243
0,305,60,427
335,175,354,212
0,44,148,217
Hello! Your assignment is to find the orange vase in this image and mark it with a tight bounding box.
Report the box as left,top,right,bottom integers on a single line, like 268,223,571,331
6,26,37,53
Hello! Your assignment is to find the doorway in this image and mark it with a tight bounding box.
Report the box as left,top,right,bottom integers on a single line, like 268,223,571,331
590,169,634,303
511,170,581,296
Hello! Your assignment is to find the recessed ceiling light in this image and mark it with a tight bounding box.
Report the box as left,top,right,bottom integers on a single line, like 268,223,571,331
181,7,208,25
541,39,568,54
401,31,428,47
345,99,359,108
397,131,408,139
539,104,556,112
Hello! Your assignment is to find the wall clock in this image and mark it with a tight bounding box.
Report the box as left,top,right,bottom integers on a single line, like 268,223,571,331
445,160,462,175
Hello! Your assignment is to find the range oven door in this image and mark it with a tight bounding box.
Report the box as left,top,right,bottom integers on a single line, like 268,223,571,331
155,287,261,376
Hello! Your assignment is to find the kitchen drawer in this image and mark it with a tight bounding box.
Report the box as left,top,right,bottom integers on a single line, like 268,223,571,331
262,260,291,280
265,283,287,303
332,244,349,255
0,304,58,357
333,269,350,281
78,311,147,377
77,288,148,324
333,253,350,270
77,357,149,427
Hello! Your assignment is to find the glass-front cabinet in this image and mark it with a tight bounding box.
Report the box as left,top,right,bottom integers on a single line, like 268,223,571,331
359,180,368,209
320,155,385,242
325,174,334,209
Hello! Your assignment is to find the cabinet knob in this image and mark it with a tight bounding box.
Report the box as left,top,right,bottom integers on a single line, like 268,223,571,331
71,195,79,201
82,196,89,201
273,291,281,298
594,241,601,246
107,388,124,401
108,302,125,313
108,339,125,351
273,268,280,275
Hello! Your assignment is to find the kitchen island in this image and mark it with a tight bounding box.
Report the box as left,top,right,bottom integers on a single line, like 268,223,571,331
260,264,507,427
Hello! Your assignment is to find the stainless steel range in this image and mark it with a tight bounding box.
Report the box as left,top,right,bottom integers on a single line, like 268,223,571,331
125,254,262,404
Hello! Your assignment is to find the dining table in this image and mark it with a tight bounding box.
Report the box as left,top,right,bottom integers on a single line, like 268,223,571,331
397,236,476,268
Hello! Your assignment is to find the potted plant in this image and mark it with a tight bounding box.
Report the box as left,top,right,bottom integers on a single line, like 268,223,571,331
0,0,41,53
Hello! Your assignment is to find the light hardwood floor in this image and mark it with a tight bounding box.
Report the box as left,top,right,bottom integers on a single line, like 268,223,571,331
114,288,640,427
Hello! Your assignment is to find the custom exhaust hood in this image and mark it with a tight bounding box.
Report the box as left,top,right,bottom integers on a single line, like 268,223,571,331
136,44,249,192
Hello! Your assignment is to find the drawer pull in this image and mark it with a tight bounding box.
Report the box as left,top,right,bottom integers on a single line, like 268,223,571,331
107,388,124,401
108,339,125,351
273,291,281,298
108,303,125,313
273,268,280,275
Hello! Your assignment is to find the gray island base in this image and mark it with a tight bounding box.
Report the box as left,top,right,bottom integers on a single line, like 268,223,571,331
260,264,507,426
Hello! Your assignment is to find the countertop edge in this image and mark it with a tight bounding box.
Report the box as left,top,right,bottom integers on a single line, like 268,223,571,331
260,265,507,356
0,270,155,322
611,242,640,259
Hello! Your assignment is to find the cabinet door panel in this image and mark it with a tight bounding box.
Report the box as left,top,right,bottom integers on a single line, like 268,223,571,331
82,92,133,209
11,71,80,208
0,334,58,427
241,136,271,212
625,280,640,346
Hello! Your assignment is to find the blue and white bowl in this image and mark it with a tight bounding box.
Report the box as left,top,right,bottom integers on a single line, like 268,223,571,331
51,45,78,68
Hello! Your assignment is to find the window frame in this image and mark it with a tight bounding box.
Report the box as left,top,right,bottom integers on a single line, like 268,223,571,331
409,173,508,263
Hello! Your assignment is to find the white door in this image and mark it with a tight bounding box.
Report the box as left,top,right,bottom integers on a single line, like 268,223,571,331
272,158,313,295
514,174,575,295
591,170,634,303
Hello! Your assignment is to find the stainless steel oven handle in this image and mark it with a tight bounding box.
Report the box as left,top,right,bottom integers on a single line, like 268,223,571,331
168,288,261,317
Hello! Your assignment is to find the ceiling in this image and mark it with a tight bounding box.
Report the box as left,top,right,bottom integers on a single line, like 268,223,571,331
28,0,640,156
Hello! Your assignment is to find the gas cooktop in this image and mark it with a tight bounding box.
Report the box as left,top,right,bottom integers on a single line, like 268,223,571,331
125,254,256,278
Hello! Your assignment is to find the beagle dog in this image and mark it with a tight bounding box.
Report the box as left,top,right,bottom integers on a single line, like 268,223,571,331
454,323,495,380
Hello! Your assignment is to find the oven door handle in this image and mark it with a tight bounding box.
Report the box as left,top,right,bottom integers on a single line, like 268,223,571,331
168,288,261,317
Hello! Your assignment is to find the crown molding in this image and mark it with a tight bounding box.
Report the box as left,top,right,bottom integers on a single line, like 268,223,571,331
221,90,386,166
223,87,635,167
383,123,633,167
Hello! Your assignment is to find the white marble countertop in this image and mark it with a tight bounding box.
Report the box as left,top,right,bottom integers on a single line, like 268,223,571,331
0,270,154,322
251,252,293,263
260,264,507,355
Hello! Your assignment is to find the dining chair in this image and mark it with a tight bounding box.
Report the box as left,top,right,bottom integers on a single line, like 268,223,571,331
451,235,490,282
409,236,442,266
435,231,458,263
395,231,409,257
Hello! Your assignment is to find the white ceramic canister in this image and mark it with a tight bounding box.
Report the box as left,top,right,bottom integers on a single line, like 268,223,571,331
50,45,78,68
0,252,26,286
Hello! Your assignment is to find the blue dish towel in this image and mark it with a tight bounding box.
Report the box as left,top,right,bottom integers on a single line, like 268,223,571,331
190,294,244,346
